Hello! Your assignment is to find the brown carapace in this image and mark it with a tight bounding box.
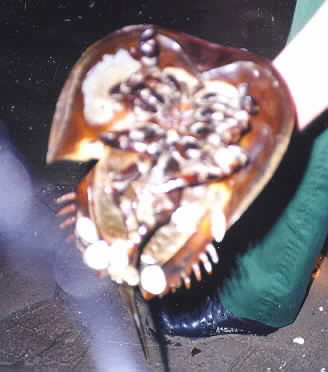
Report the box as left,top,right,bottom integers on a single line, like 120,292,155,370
48,25,295,300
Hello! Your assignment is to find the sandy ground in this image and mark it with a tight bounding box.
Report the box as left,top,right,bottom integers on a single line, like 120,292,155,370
0,251,327,372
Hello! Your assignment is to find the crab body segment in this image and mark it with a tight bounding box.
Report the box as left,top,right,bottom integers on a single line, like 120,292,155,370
48,25,295,299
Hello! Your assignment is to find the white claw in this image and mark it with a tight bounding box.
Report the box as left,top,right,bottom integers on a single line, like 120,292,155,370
192,263,202,281
140,265,167,295
76,216,99,243
200,253,213,273
206,243,219,264
211,207,227,243
181,273,191,289
83,240,111,270
106,239,132,282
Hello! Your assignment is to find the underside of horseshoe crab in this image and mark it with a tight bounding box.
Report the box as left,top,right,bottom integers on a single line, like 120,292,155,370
47,25,295,301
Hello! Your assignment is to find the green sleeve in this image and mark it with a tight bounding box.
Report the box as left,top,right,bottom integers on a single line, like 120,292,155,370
220,0,328,328
288,0,325,41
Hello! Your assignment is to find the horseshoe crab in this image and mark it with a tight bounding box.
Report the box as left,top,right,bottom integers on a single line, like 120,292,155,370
47,25,295,358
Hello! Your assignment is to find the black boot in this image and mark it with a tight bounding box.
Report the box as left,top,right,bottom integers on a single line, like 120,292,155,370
155,293,277,337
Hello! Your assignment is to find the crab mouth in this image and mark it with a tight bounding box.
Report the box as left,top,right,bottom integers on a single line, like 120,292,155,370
50,25,295,298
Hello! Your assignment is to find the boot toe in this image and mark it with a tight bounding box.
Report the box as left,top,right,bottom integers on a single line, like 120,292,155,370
156,294,277,337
